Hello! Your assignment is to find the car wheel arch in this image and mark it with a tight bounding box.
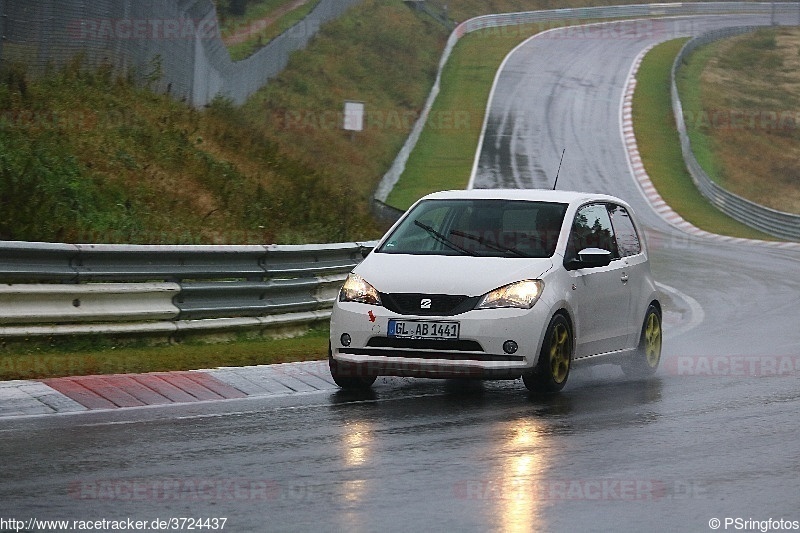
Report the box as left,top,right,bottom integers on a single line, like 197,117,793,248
531,307,575,366
524,310,575,393
649,299,661,315
641,298,661,329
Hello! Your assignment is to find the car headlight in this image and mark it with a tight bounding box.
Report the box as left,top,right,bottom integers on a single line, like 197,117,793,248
339,274,382,306
476,280,544,310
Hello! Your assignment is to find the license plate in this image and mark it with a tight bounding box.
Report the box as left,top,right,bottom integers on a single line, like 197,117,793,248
388,319,460,340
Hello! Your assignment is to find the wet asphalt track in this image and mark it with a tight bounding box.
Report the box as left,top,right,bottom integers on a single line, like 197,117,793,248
2,14,799,533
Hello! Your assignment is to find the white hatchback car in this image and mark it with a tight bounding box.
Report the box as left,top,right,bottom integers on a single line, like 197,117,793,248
330,189,662,393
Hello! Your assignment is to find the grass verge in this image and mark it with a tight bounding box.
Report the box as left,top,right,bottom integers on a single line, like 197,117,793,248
386,25,564,209
386,29,532,209
0,326,330,381
633,39,776,240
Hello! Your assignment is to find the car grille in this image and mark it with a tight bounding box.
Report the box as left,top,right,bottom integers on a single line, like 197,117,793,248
340,347,523,362
340,337,524,362
367,337,484,352
380,293,480,316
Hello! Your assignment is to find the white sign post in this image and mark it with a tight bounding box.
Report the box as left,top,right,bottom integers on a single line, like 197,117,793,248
343,101,364,139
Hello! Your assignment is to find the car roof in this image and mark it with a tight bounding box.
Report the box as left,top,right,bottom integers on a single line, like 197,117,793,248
419,188,627,207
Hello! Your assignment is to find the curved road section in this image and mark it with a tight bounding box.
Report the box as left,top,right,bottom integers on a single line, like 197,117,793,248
1,13,799,533
473,14,800,356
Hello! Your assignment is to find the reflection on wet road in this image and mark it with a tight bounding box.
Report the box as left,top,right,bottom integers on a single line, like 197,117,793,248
2,372,797,531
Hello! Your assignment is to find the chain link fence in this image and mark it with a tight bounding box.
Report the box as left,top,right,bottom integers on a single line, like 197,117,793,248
0,0,360,106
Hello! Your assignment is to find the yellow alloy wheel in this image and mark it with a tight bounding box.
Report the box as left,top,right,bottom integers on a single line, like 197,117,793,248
643,311,662,369
549,322,571,383
524,314,573,393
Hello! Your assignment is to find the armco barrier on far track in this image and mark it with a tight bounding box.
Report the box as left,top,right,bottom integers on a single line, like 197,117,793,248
0,240,376,338
671,26,800,241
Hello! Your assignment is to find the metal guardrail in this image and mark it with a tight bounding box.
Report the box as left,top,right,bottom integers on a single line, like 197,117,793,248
375,2,800,241
671,26,800,241
0,241,376,338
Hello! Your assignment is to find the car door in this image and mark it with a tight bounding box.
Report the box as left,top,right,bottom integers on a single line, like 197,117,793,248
608,203,647,349
566,203,632,358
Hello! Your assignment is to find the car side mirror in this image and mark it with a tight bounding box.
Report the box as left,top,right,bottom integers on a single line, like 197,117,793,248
566,248,612,270
360,246,374,259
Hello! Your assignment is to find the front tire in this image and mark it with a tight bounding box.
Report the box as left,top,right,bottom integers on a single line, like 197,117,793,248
622,304,662,378
523,314,573,393
329,345,377,389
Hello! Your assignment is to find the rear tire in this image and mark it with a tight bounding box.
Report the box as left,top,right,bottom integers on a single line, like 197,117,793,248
622,304,662,378
328,344,377,389
523,314,573,393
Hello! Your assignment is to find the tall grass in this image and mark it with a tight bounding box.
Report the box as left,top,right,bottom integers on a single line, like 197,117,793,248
0,1,444,244
243,0,448,207
678,28,800,214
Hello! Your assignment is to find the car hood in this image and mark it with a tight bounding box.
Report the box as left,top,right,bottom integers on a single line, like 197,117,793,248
353,253,554,296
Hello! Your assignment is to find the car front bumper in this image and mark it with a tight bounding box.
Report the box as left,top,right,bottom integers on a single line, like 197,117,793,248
330,301,551,379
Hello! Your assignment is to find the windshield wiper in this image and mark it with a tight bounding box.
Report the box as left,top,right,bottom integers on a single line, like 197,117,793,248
414,220,476,256
449,229,527,257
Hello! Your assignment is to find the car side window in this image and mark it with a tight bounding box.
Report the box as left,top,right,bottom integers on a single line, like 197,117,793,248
566,203,619,262
608,204,641,257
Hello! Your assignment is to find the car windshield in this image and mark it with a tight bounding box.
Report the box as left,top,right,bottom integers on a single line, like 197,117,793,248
377,199,567,258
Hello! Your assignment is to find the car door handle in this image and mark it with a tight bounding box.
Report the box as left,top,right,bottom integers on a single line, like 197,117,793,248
620,272,629,283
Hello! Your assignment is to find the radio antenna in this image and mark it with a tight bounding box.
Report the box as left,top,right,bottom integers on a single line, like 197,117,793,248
552,148,566,190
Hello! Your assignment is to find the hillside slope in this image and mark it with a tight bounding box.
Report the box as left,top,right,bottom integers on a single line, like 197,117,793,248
0,0,445,244
0,0,744,244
